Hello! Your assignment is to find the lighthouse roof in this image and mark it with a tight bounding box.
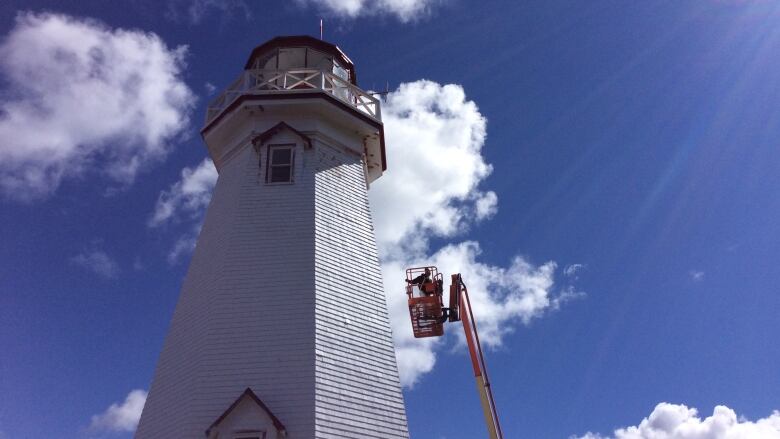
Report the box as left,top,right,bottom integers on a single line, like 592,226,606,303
245,35,357,85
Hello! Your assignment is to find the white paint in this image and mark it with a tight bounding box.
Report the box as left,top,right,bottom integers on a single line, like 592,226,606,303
207,393,281,439
137,58,408,437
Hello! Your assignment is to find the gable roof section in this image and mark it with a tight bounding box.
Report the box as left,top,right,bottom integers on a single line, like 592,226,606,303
252,122,312,149
204,387,286,437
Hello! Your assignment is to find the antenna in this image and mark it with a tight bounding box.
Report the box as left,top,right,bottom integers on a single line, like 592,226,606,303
320,19,323,40
369,82,391,97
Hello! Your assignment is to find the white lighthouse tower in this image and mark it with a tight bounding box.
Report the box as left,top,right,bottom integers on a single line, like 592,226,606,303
136,36,409,439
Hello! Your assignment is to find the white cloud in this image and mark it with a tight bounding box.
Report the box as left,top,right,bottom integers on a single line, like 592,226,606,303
149,158,217,227
371,80,494,259
572,403,780,439
0,12,195,200
297,0,440,21
690,270,705,282
70,249,119,278
167,229,199,265
564,263,585,278
166,0,251,24
89,389,147,433
372,80,582,387
149,158,216,265
151,80,582,386
380,240,582,387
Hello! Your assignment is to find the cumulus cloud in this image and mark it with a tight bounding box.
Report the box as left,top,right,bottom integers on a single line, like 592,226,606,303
371,80,582,387
371,81,494,259
89,389,147,433
70,249,119,278
572,403,780,439
151,80,582,386
297,0,440,21
381,241,582,386
0,12,195,200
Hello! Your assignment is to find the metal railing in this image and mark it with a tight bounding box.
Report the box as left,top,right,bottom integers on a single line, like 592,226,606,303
205,69,381,125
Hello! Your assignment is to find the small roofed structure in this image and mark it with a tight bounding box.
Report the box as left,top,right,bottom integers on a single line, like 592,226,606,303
244,35,357,85
252,121,312,150
202,35,386,184
205,388,287,439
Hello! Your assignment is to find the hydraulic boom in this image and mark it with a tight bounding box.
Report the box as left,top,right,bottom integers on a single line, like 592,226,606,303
405,267,504,439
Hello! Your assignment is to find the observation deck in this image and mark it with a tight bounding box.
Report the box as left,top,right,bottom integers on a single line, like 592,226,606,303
203,35,381,129
204,68,381,127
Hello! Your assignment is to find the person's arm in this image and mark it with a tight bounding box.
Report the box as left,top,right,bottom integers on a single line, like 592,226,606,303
408,273,426,285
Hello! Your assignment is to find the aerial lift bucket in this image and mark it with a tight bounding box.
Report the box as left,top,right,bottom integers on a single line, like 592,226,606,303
405,267,445,338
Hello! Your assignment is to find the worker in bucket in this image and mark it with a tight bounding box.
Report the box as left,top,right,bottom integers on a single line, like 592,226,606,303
407,268,434,296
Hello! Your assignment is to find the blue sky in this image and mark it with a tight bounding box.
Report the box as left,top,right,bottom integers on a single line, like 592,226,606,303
1,1,780,438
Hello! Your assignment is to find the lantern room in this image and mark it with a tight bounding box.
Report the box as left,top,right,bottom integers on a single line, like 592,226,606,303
244,36,357,84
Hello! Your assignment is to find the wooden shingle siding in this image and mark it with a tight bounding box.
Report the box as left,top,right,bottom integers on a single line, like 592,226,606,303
137,123,407,438
313,140,409,438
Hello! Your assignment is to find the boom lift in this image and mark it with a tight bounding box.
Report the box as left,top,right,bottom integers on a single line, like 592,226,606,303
405,267,504,439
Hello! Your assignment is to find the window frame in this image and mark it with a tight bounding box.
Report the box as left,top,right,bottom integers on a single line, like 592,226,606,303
265,143,296,184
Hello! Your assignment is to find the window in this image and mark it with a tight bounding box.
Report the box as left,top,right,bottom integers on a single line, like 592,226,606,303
277,47,305,70
266,144,294,183
332,61,350,81
306,49,330,71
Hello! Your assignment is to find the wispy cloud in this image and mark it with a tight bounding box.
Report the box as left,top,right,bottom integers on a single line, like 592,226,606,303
571,402,780,439
149,158,217,228
70,249,119,278
689,270,705,282
296,0,442,22
149,158,216,265
167,231,199,265
166,0,251,25
564,263,585,278
0,12,195,201
88,389,147,433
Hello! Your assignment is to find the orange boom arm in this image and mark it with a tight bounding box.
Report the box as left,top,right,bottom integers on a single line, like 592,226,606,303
404,267,504,439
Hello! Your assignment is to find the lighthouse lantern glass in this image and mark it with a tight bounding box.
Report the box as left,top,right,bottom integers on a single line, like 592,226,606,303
251,46,351,83
277,47,306,70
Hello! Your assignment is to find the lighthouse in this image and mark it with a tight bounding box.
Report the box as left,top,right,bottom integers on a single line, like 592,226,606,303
136,36,409,438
